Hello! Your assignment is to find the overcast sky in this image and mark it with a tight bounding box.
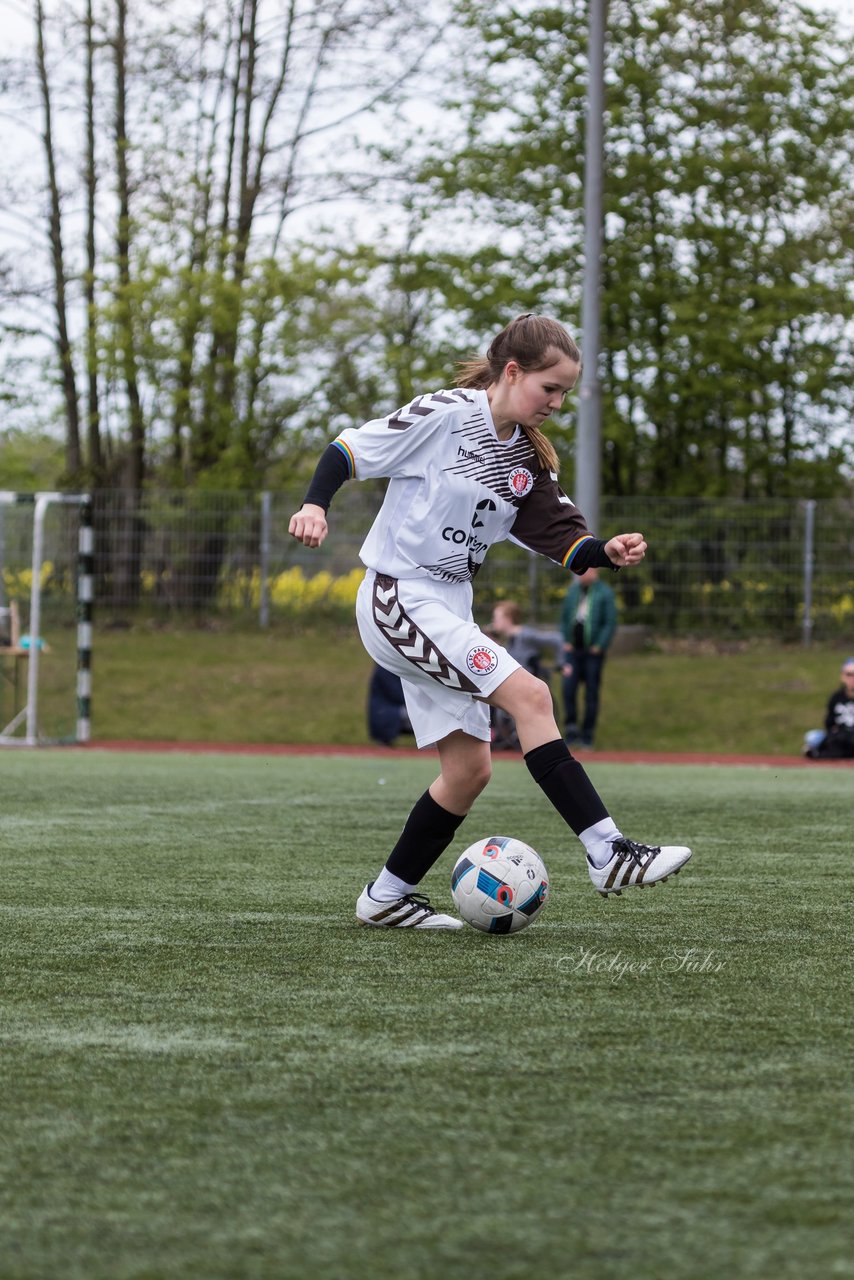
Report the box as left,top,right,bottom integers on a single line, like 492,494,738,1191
1,0,853,45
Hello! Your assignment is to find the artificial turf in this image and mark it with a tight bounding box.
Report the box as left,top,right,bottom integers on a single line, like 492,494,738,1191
1,750,850,1278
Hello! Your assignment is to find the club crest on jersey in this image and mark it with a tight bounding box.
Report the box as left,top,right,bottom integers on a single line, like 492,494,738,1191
508,466,534,497
466,645,498,676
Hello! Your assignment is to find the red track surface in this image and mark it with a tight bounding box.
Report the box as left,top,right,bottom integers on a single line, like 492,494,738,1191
86,740,854,769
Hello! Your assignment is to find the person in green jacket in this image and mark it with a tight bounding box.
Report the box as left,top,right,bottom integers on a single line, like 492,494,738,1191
560,567,617,749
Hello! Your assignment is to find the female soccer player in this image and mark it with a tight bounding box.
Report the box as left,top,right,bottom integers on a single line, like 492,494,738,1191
289,314,692,929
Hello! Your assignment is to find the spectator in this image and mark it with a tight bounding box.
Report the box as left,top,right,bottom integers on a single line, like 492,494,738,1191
560,566,617,749
368,663,413,746
487,600,563,750
803,658,854,759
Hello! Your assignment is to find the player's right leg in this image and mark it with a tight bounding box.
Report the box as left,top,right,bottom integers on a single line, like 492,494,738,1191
356,731,491,930
353,572,507,929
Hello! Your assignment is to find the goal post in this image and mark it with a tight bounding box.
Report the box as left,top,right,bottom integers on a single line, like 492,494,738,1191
0,491,93,747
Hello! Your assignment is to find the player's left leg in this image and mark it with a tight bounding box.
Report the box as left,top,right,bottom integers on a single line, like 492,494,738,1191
356,731,491,930
488,668,692,896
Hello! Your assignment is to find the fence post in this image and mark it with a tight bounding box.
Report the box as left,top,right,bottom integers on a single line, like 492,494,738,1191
259,491,272,628
802,499,815,648
77,498,94,743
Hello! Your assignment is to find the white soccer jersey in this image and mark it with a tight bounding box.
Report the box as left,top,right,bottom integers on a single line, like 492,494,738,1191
334,388,594,584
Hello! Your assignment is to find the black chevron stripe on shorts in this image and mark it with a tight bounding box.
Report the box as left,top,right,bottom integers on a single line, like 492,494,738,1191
371,574,479,694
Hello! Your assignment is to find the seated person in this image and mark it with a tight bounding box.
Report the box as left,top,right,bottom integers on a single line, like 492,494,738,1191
803,658,854,759
486,600,563,751
368,663,413,746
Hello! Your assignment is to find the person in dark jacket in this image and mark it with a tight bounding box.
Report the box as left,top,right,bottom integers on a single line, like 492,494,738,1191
560,567,617,749
368,663,413,746
803,659,854,759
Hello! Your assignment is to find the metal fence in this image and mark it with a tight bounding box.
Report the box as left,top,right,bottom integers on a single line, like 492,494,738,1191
2,488,853,642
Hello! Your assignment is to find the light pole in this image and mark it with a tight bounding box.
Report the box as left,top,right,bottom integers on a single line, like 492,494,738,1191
575,0,606,534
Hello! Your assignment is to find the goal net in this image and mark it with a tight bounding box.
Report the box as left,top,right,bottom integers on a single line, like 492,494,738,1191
0,492,92,746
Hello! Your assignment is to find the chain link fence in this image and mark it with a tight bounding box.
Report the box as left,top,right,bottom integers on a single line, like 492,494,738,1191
2,488,853,642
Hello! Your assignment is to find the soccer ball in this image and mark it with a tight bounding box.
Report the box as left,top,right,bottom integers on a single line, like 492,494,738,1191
450,835,550,934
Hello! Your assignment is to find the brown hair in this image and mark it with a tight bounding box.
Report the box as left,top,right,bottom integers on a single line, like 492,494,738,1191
455,314,581,473
494,599,522,626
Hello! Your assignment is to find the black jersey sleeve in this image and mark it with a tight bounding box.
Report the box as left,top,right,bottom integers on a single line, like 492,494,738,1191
509,469,617,572
301,443,351,511
568,537,617,572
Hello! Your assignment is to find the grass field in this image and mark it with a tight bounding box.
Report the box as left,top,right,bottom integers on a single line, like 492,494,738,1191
2,748,851,1279
11,620,854,753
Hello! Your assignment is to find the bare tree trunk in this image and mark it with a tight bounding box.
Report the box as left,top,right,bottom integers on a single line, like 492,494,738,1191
113,0,145,493
84,0,103,481
170,15,237,479
182,0,439,495
111,0,145,605
200,0,306,471
34,0,81,480
195,0,259,474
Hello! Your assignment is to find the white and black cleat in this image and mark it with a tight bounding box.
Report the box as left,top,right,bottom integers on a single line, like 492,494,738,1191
356,884,463,930
588,838,692,898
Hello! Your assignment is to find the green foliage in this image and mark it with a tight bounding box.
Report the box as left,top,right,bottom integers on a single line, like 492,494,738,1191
2,0,446,495
422,0,854,498
0,427,65,491
3,0,852,504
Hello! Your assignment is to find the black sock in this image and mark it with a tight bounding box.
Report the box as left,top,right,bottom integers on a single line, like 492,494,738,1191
385,790,466,885
524,739,609,836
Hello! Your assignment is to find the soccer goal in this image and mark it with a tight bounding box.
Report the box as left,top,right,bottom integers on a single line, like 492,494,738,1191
0,492,93,747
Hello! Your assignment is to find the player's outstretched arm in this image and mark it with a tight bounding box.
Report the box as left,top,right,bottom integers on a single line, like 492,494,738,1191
288,503,328,548
604,532,646,566
289,442,352,547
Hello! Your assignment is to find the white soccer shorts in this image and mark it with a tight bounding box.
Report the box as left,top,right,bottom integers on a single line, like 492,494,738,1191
355,570,520,749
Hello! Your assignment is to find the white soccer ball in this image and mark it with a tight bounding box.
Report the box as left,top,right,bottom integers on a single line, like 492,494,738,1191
450,835,550,934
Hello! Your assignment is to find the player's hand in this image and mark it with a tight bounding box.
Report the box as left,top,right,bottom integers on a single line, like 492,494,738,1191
604,532,646,566
288,503,328,548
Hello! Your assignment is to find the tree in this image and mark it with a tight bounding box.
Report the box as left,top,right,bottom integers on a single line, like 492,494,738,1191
0,0,444,493
410,0,854,498
34,0,82,480
4,0,851,508
104,0,444,493
83,0,104,481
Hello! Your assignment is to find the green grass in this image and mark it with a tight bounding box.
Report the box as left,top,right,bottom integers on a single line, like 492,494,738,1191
10,621,852,753
1,750,851,1278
